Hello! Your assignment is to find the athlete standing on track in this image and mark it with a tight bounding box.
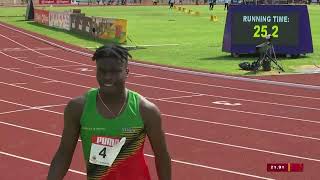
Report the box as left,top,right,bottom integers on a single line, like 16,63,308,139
47,44,171,180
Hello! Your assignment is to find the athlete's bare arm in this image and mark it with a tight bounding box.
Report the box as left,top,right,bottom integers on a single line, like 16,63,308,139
47,96,84,180
140,96,171,180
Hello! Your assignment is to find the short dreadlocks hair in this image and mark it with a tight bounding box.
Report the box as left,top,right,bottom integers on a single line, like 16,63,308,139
92,44,132,64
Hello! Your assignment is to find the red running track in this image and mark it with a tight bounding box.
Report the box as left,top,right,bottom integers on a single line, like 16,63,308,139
0,22,320,180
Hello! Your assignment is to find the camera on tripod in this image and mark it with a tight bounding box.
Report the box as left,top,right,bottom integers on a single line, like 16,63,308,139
256,34,272,56
239,34,285,72
255,34,273,71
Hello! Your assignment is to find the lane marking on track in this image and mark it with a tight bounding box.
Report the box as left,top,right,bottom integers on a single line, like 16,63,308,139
0,47,55,52
34,64,89,68
5,78,319,126
0,121,275,180
1,32,320,100
42,80,58,84
0,99,64,115
75,67,93,72
132,75,149,78
6,68,21,70
2,97,320,142
1,99,320,162
144,154,276,180
0,151,86,175
38,56,49,58
0,108,35,115
0,22,319,91
0,102,66,115
158,94,204,100
149,97,320,124
9,82,27,85
212,101,242,106
2,51,320,113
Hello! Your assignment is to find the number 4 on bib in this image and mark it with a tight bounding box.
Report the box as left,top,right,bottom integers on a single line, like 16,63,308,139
89,137,126,166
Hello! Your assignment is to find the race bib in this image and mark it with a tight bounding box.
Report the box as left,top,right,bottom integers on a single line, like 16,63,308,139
89,136,126,166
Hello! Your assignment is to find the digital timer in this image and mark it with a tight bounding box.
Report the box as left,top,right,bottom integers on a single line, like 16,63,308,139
231,12,299,46
222,5,313,55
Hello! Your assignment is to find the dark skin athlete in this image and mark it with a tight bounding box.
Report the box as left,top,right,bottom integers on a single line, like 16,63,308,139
47,57,171,180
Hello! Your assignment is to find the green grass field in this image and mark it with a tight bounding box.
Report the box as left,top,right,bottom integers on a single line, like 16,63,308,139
0,4,319,75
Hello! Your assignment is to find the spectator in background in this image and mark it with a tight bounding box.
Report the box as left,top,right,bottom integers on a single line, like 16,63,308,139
169,0,174,8
208,0,216,10
224,0,229,10
153,0,159,5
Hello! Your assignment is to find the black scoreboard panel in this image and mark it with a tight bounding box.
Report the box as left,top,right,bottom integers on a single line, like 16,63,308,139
231,12,299,46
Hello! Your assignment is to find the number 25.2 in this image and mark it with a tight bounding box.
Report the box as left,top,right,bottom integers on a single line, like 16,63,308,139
253,25,279,38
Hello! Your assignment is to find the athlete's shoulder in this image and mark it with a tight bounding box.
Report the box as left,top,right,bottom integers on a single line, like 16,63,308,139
138,94,161,120
64,95,86,118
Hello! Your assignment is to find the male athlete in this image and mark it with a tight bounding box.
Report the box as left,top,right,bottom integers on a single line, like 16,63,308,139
47,44,171,180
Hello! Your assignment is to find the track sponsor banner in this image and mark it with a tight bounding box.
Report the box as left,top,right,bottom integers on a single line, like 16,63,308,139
39,0,55,4
55,0,71,3
39,0,70,4
70,14,93,35
34,9,50,25
49,11,73,30
92,17,127,43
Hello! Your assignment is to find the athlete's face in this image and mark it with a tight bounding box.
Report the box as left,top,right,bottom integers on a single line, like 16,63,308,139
96,57,128,94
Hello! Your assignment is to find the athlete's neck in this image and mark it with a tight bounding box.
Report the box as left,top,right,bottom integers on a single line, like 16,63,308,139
99,88,128,104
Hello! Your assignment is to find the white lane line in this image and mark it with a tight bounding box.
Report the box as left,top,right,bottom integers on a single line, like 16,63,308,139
2,51,320,112
0,103,66,115
34,64,89,68
158,94,205,100
129,73,320,100
2,92,319,144
212,101,242,106
0,67,90,89
1,99,320,163
0,121,64,138
149,97,320,124
0,151,86,175
75,67,93,72
0,32,319,101
42,80,58,84
0,82,72,99
0,61,320,134
9,82,27,85
15,57,28,59
166,132,320,163
0,22,319,91
0,47,21,51
0,50,320,137
3,79,319,126
0,108,35,115
0,47,55,52
0,121,275,180
6,68,21,70
144,154,275,180
130,61,320,90
33,103,66,109
0,99,63,115
162,113,320,141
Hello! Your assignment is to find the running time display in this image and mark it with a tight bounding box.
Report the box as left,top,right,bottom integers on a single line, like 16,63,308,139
231,12,299,46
